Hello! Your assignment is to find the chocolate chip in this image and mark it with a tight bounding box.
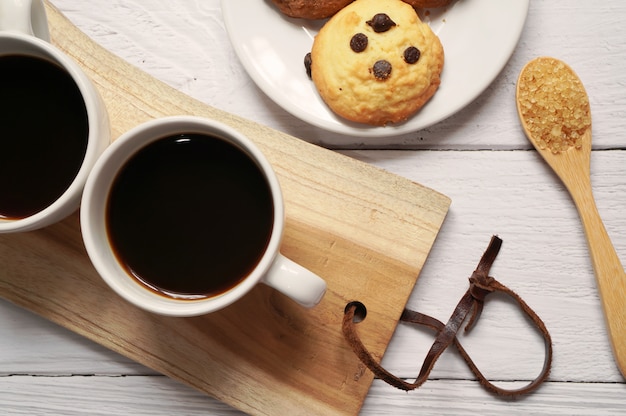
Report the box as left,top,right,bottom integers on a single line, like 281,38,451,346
372,60,392,80
304,52,312,79
403,46,421,64
366,13,396,33
350,33,368,53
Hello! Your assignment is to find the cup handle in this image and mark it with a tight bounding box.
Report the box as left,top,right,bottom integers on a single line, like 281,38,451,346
262,254,326,308
0,0,50,41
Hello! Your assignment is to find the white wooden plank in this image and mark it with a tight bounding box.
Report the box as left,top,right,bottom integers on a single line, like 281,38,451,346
0,376,623,415
0,376,244,415
345,149,626,383
47,0,626,149
0,300,151,375
363,379,626,415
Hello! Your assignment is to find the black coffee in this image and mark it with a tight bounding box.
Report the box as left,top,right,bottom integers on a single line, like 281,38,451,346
0,55,88,219
106,133,275,299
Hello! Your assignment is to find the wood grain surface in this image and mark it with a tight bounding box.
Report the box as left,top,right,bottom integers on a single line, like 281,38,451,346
516,57,626,377
0,2,450,415
518,115,626,378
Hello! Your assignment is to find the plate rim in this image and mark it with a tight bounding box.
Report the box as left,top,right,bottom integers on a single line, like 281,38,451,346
222,0,530,138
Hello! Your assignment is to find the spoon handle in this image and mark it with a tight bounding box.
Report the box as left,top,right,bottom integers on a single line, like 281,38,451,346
570,180,626,377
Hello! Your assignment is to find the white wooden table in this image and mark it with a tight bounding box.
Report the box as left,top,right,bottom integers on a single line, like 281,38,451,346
1,0,625,414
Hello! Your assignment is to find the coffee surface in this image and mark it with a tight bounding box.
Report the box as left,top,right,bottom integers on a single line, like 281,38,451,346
0,55,89,219
106,134,274,299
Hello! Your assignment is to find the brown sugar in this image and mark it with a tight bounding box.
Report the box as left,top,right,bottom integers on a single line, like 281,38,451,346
517,57,591,154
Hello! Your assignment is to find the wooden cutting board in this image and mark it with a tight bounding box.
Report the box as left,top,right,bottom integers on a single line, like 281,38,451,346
0,2,450,415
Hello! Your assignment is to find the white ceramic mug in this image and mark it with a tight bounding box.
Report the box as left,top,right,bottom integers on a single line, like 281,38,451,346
81,116,327,316
0,0,110,232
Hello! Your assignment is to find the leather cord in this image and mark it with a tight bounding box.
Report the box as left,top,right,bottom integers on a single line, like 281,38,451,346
342,235,553,396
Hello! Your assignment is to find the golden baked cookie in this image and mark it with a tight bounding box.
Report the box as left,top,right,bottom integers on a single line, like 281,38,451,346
309,0,444,126
270,0,354,19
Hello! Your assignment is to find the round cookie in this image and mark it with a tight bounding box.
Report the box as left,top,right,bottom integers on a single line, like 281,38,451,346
310,0,444,126
270,0,354,19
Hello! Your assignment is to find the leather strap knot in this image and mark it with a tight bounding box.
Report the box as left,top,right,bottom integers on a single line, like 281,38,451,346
342,235,553,396
469,274,495,298
466,274,495,332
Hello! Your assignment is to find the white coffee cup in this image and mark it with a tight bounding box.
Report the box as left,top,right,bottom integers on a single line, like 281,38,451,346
81,116,327,316
0,0,110,232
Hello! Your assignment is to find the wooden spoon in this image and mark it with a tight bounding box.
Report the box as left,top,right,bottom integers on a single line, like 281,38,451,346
516,57,626,377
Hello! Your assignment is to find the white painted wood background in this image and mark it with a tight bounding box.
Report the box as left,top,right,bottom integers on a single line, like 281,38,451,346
1,0,625,414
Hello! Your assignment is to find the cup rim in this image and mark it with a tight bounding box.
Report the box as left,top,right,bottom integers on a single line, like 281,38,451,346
80,116,285,316
0,33,109,232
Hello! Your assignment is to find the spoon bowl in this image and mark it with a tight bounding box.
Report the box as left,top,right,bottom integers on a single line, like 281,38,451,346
516,57,626,377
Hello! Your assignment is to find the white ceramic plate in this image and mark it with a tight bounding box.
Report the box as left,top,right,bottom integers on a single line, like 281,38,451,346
222,0,529,137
